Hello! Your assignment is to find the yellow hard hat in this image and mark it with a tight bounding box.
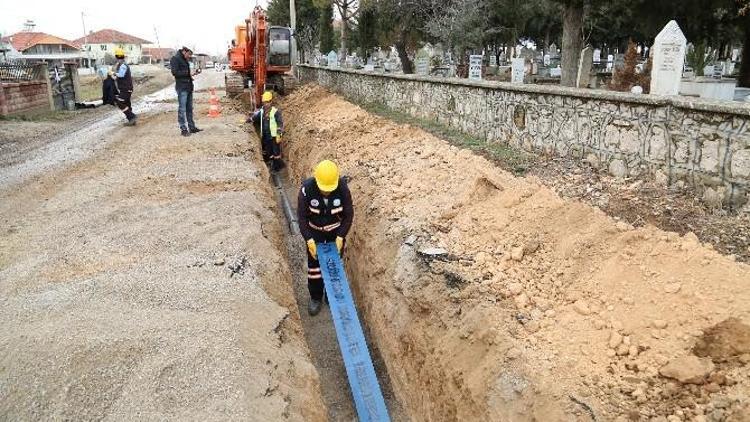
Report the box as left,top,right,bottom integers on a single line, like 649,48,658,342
314,160,339,192
262,91,273,102
114,47,125,57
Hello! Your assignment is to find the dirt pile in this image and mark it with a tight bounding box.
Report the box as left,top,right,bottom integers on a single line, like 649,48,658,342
0,81,325,420
283,85,750,421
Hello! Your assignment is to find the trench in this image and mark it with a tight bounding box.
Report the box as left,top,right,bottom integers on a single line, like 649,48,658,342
257,84,750,422
259,148,406,419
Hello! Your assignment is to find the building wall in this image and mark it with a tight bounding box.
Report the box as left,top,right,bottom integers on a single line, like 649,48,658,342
0,81,51,116
82,43,143,65
299,65,750,208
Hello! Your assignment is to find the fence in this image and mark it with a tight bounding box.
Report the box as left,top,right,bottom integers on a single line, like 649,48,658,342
0,61,44,82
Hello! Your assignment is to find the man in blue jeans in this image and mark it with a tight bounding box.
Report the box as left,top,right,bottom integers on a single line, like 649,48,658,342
170,47,202,137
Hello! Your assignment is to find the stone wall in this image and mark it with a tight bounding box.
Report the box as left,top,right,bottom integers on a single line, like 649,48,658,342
0,81,51,116
299,65,750,208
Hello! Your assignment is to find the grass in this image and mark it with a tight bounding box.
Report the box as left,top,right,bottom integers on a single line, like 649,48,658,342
359,101,536,175
0,109,85,122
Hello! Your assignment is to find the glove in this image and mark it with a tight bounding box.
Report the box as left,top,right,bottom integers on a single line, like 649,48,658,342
307,239,317,259
335,236,344,253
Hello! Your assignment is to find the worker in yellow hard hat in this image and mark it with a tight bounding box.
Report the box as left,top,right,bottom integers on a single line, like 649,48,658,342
297,160,354,316
111,47,136,125
247,90,284,171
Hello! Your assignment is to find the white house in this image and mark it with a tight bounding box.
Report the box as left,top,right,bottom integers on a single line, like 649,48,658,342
73,29,151,66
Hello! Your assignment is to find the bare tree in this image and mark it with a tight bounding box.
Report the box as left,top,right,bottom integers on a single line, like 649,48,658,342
333,0,359,55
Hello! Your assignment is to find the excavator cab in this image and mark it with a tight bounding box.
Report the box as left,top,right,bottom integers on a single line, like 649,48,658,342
268,27,291,67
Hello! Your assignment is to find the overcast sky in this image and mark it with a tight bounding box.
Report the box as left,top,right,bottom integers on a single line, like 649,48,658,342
0,0,270,56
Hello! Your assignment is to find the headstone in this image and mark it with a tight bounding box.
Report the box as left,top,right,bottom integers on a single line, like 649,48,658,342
550,66,562,78
490,55,497,67
327,51,339,69
732,48,740,62
543,54,551,66
549,43,559,57
593,49,601,63
606,54,614,71
650,20,687,96
531,61,539,75
576,46,594,88
511,57,525,83
468,54,483,80
416,57,430,76
364,64,375,72
416,47,430,76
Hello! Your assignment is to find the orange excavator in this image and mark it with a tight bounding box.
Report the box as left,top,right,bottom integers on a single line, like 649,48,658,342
226,6,292,106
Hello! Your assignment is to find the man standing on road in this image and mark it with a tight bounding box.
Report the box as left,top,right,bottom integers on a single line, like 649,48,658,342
297,160,354,316
247,91,284,171
112,48,136,126
170,47,202,137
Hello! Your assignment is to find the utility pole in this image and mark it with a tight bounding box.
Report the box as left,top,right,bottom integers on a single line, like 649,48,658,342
81,12,91,69
289,0,298,71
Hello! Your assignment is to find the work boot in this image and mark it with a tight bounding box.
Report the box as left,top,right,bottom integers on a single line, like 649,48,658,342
189,127,203,133
308,298,322,316
181,129,191,137
124,118,136,127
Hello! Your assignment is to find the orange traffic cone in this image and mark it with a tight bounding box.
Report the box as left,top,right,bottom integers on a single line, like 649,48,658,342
208,88,221,117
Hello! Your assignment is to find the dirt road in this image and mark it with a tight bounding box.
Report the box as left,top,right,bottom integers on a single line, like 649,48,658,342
0,73,325,420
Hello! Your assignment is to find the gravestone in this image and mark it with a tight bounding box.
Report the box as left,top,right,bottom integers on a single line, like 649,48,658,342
732,48,740,62
469,55,483,80
549,43,559,57
327,51,339,69
606,54,614,71
511,57,525,83
364,64,375,72
650,20,687,96
543,54,551,66
576,47,594,88
490,55,497,67
416,47,430,75
593,48,601,63
550,66,562,78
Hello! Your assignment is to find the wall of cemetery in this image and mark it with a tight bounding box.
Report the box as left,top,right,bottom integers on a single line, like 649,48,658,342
299,65,750,208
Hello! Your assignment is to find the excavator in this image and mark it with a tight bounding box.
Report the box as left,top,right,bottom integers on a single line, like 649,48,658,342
226,6,292,106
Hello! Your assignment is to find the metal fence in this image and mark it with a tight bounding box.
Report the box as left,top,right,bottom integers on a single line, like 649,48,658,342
0,61,43,82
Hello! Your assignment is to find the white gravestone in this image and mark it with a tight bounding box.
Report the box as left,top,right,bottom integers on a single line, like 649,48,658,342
543,54,551,66
650,20,687,96
606,54,614,72
576,46,594,88
416,57,430,76
364,64,375,72
327,51,339,69
732,49,740,62
469,55,483,80
511,57,525,83
490,55,497,67
593,49,601,63
550,66,562,78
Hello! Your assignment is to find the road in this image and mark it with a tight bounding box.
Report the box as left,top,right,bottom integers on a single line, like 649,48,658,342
0,72,325,421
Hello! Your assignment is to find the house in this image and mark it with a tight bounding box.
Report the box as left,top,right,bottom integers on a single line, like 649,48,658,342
74,29,152,66
0,31,83,64
141,46,174,65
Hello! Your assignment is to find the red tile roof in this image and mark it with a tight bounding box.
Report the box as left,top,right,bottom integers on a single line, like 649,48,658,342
1,32,81,52
73,29,151,45
142,47,174,60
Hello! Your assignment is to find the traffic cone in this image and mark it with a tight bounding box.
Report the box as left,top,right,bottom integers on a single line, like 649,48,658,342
208,88,221,117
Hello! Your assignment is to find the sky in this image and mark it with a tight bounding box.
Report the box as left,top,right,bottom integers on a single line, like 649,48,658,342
0,0,270,56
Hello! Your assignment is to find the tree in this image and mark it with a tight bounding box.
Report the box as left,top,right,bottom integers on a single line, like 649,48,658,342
333,0,359,55
425,0,489,62
319,2,336,54
736,0,750,86
356,6,378,59
555,0,584,86
268,0,322,62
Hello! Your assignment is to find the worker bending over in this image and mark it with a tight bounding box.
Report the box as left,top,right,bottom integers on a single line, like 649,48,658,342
297,160,354,316
248,91,284,171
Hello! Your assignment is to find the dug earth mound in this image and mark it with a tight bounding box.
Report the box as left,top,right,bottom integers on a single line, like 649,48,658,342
283,85,750,421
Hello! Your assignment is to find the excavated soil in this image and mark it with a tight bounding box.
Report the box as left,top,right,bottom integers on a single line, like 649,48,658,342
0,75,325,420
283,85,750,422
